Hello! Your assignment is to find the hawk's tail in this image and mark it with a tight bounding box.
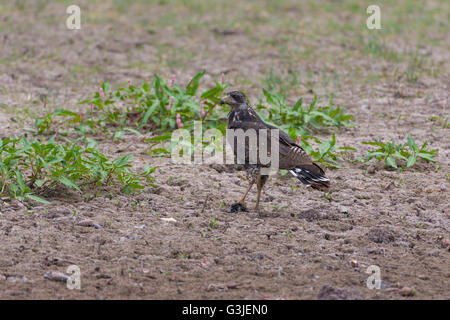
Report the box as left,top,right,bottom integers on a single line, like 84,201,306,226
289,164,330,191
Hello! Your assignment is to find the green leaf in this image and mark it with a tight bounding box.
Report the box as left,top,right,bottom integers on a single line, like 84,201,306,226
35,179,45,187
292,98,302,112
142,102,158,125
113,130,124,141
393,151,408,161
201,87,221,100
113,155,133,168
149,148,170,155
338,146,357,151
406,154,416,167
385,157,397,168
57,176,81,191
124,127,142,136
186,70,205,96
362,141,385,147
15,169,25,192
263,89,276,106
25,194,51,204
417,152,436,162
407,134,418,151
319,140,332,158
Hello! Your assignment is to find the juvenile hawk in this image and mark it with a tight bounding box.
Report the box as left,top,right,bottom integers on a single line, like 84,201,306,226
221,91,330,211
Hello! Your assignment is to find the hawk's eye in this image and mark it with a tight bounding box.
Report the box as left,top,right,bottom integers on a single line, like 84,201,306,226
230,92,244,103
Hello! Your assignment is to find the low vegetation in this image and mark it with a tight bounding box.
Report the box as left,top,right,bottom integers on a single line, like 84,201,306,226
0,136,155,203
362,134,437,169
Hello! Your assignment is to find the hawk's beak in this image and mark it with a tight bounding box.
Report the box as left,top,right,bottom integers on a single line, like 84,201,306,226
220,95,231,105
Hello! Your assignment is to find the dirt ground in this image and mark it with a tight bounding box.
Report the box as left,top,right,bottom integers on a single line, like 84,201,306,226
0,0,449,299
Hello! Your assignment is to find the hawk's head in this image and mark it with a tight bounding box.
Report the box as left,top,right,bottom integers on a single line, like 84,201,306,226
220,91,248,108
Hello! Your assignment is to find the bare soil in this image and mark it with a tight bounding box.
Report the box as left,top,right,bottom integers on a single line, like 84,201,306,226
0,1,449,299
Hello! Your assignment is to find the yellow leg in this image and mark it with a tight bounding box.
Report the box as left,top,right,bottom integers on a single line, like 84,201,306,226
254,175,268,210
239,180,255,206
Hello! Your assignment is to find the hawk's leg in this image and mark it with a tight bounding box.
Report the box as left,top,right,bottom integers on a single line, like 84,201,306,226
254,174,269,210
231,167,256,213
230,177,255,213
238,178,255,207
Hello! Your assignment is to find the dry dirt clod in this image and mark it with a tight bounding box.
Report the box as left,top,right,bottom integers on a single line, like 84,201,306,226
206,282,240,292
44,257,75,266
367,227,397,244
44,271,69,282
317,285,362,300
77,219,103,229
201,257,210,269
441,238,450,248
367,166,376,174
399,286,416,297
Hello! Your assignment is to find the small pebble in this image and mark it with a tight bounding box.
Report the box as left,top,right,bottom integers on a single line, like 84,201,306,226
399,287,415,296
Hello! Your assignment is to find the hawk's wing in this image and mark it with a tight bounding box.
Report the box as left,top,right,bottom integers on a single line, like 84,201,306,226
263,123,323,173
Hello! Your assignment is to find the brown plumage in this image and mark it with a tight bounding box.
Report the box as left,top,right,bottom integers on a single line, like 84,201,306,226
221,91,330,211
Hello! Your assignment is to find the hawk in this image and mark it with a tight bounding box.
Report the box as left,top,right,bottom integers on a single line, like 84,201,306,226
221,91,330,211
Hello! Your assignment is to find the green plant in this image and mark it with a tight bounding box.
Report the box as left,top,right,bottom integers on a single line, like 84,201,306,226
80,71,230,139
428,116,449,129
0,136,156,203
209,218,218,229
256,89,354,137
77,72,232,155
33,109,81,135
404,54,424,83
363,134,437,169
283,231,293,239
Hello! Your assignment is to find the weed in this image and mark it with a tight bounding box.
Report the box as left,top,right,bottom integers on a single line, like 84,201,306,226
404,54,424,83
283,231,293,239
80,71,230,142
0,136,156,203
296,134,355,168
363,134,437,169
33,109,81,135
209,218,219,229
428,116,449,129
257,90,354,137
